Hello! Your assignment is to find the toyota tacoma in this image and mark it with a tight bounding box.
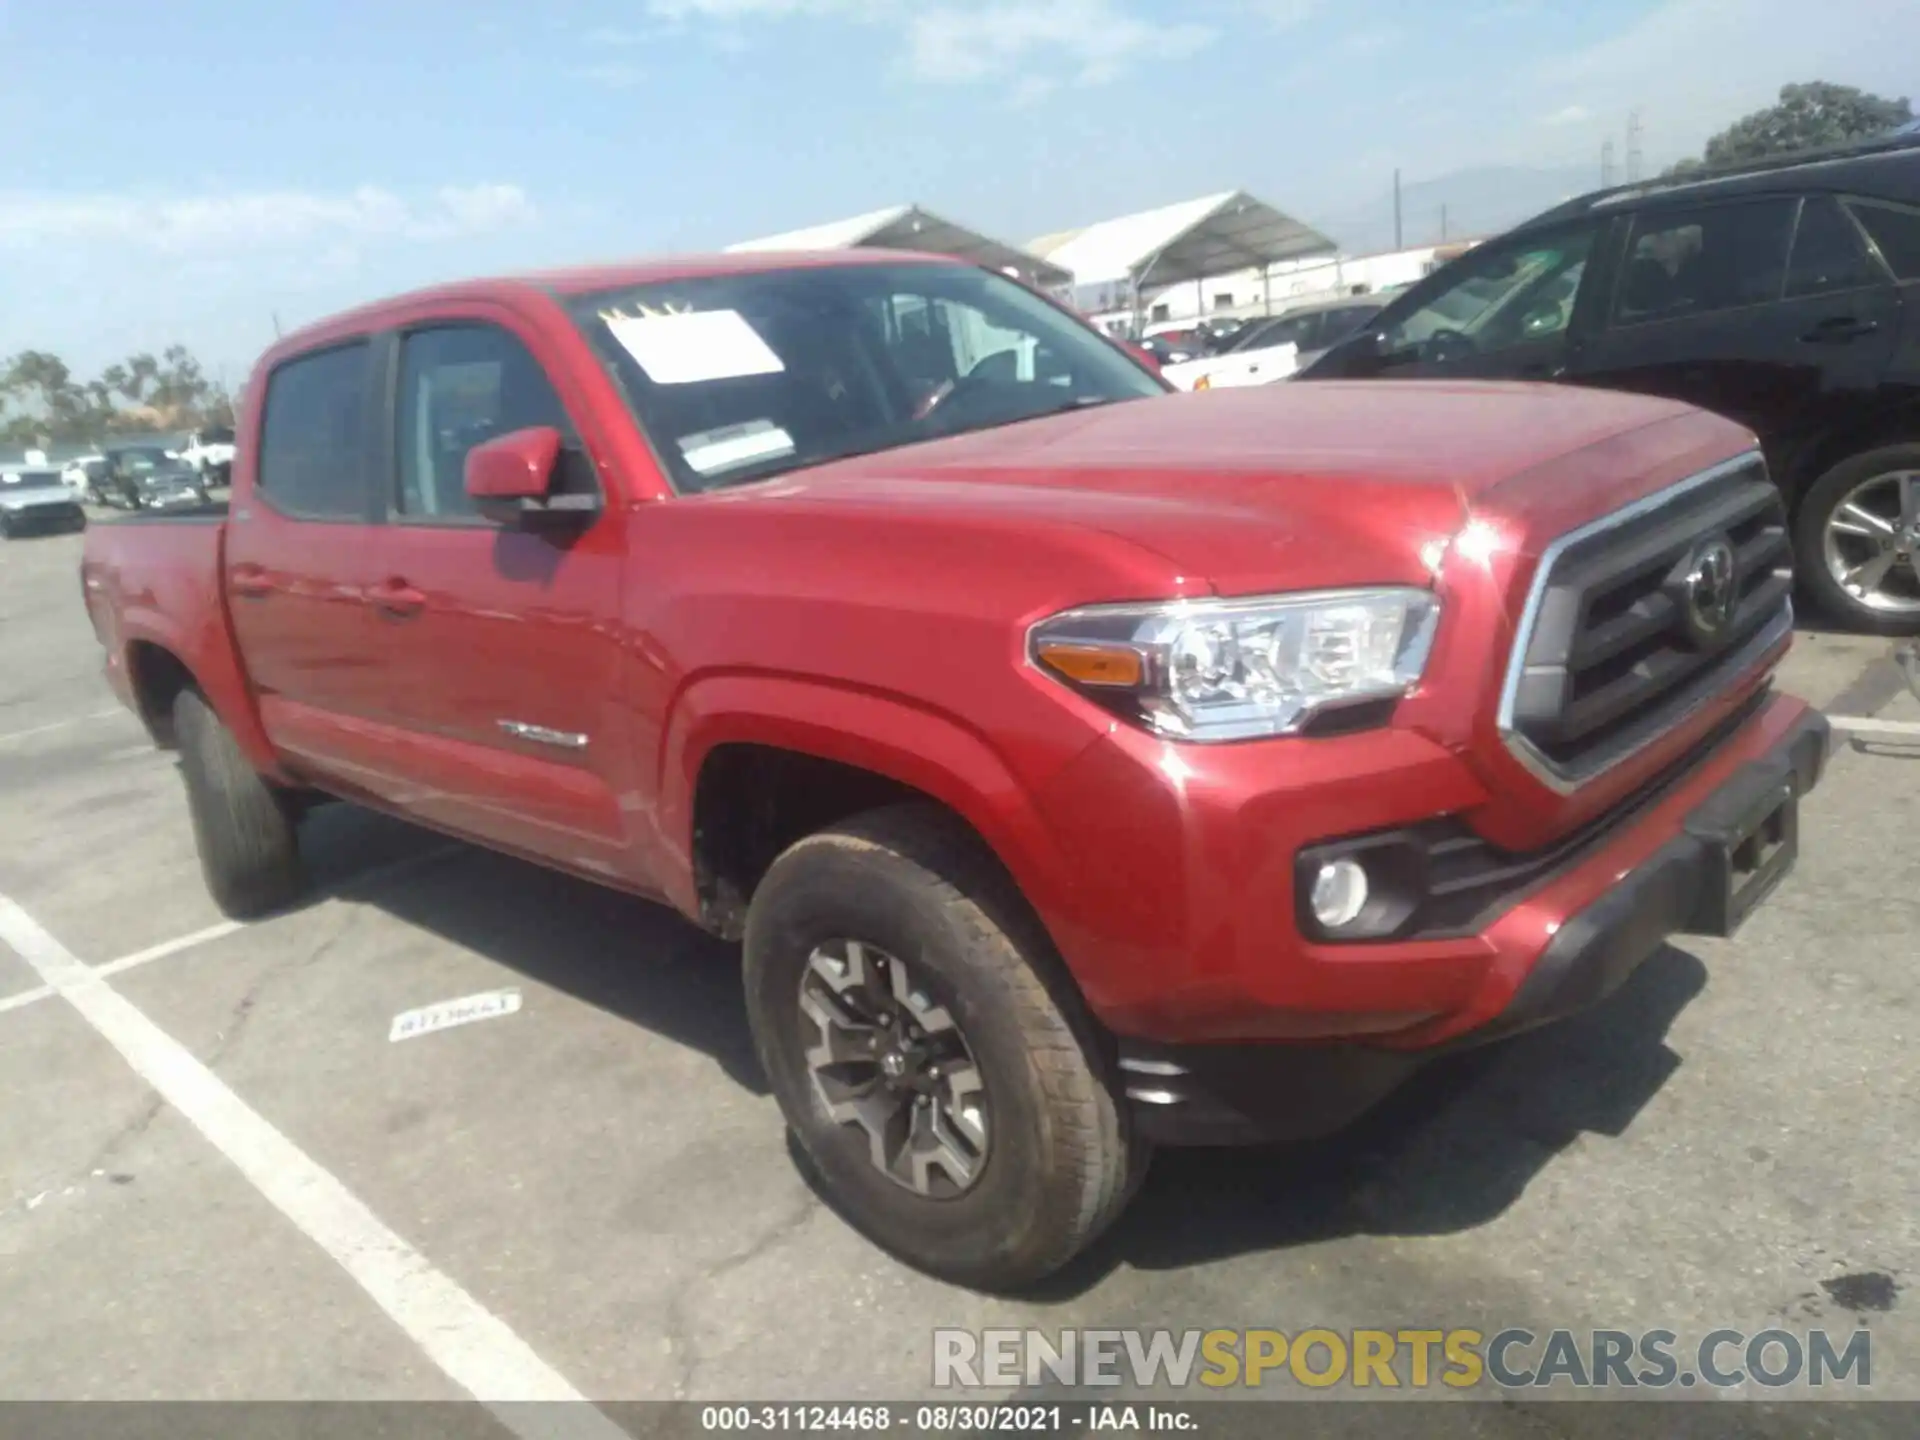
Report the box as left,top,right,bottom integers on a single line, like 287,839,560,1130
80,250,1828,1289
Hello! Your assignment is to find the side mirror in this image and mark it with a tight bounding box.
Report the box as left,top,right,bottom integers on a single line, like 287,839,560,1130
464,426,598,527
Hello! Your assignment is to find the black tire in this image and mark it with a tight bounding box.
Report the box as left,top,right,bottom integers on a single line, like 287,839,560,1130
173,689,306,918
1794,442,1920,636
744,803,1138,1291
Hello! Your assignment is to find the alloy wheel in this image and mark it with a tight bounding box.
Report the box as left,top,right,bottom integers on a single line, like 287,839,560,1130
798,939,990,1198
1823,469,1920,615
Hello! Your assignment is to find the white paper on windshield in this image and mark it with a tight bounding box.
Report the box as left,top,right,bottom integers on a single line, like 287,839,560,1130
605,308,784,385
679,419,796,477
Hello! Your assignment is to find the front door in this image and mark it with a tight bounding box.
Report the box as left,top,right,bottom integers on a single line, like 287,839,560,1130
359,315,639,885
1572,193,1900,454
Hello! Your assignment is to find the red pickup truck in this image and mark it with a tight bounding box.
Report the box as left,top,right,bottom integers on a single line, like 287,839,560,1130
82,250,1829,1289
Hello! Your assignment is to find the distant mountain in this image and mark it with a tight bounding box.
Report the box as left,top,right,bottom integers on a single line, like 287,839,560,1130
1308,163,1602,255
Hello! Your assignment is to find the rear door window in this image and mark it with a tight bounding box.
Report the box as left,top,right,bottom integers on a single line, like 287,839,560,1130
257,342,372,519
1611,198,1795,324
1785,196,1883,297
1846,198,1920,280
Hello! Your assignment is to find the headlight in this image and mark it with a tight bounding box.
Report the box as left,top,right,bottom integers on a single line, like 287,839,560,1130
1028,588,1439,741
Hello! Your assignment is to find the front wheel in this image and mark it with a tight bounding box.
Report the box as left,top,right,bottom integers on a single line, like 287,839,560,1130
743,805,1141,1291
1795,444,1920,635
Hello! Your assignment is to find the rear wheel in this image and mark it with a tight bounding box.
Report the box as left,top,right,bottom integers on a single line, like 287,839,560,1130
744,804,1139,1291
1796,444,1920,635
173,689,306,918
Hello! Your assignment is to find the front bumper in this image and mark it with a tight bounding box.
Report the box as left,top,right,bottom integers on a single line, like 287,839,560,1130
1112,703,1829,1145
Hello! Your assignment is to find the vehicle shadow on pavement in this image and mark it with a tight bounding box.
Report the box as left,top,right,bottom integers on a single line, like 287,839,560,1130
291,801,1704,1290
297,802,770,1097
1043,946,1708,1296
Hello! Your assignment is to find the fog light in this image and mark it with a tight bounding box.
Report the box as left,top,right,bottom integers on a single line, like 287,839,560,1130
1310,858,1369,929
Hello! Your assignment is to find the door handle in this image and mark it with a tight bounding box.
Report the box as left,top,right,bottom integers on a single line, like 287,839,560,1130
230,564,274,600
1800,316,1880,344
367,578,427,620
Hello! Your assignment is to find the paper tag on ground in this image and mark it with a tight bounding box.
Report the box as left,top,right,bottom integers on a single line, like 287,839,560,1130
389,988,522,1043
605,309,784,385
679,419,796,477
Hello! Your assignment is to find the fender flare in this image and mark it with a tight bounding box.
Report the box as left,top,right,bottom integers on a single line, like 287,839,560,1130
115,605,285,780
656,672,1070,928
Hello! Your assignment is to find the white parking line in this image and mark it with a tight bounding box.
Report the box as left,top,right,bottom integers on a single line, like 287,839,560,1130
95,920,246,979
0,708,126,747
0,844,467,1023
0,892,629,1439
0,984,54,1016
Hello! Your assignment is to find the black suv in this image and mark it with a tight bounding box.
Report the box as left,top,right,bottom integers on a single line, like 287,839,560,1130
1303,135,1920,634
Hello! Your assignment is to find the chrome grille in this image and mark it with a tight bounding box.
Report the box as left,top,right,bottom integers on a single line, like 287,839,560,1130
1499,452,1792,791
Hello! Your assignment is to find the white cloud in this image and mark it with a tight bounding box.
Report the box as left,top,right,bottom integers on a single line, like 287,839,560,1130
0,184,536,254
634,0,1211,86
1542,103,1591,127
904,1,1212,86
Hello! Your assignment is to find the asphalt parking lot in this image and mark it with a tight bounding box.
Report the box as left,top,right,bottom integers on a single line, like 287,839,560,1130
2,516,1917,1430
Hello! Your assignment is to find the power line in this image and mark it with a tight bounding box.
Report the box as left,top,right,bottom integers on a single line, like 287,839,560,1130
1626,108,1644,183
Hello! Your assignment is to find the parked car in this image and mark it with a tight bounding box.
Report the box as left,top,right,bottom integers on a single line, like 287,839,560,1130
98,445,212,511
1303,132,1920,634
1164,296,1387,391
177,426,237,485
0,465,87,537
81,250,1827,1288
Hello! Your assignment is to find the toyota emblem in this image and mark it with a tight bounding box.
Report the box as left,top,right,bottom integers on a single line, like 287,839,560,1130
1683,536,1738,640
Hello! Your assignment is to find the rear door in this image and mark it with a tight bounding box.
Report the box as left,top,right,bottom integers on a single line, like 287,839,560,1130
1572,193,1900,454
224,340,389,786
359,309,638,882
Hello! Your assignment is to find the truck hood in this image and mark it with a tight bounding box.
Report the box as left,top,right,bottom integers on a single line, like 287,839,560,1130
768,381,1735,596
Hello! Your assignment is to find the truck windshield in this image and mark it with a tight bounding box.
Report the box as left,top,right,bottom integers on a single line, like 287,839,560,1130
1,470,65,490
567,262,1164,492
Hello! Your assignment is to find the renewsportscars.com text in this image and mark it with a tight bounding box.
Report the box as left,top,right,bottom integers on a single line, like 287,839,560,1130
932,1327,1873,1391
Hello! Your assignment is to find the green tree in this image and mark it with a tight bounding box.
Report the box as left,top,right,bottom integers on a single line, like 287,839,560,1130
2,345,234,448
1667,82,1913,176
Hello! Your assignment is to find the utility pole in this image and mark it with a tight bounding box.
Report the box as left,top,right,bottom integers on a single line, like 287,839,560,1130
1626,108,1644,183
1602,137,1617,187
1393,168,1403,251
272,312,284,339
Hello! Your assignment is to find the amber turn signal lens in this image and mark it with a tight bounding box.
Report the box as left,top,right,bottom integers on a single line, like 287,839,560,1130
1035,641,1145,688
1194,375,1211,391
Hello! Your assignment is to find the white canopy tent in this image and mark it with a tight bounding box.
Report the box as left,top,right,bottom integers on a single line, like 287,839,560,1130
1029,190,1337,320
727,204,1072,290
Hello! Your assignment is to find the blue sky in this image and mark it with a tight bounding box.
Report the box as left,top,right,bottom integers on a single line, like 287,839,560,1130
2,0,1914,384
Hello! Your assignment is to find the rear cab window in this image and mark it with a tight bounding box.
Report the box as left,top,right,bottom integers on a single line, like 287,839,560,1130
257,342,373,520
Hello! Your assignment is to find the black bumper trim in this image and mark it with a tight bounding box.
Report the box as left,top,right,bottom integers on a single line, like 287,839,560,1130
1119,708,1831,1146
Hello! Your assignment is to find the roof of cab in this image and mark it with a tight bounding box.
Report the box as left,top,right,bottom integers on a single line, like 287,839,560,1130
261,247,964,365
